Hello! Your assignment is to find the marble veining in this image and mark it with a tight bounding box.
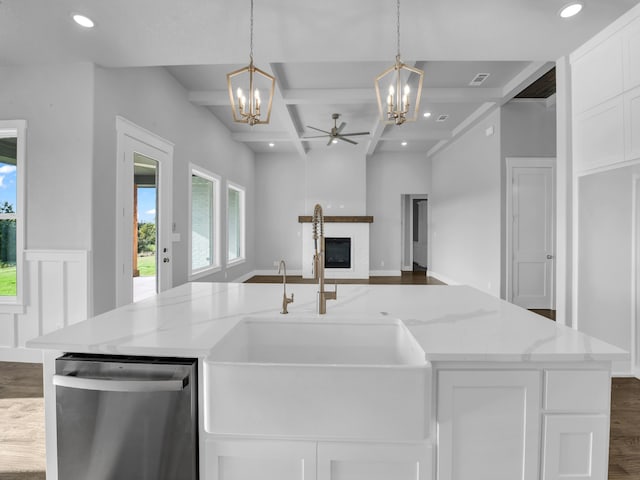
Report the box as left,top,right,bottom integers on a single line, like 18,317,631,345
27,283,628,362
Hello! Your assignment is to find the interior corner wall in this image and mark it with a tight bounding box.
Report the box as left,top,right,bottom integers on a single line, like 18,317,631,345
367,152,430,273
254,153,306,271
93,66,255,315
429,109,502,296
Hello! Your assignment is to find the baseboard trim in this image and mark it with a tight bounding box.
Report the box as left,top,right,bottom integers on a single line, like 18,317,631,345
427,271,460,285
0,347,43,363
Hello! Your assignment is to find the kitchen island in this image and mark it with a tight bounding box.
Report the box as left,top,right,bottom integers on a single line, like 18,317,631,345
27,282,627,480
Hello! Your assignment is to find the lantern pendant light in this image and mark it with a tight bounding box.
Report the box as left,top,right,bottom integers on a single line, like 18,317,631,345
374,0,424,126
227,0,275,126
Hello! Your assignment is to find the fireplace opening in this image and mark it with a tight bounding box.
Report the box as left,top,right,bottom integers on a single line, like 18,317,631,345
325,237,351,269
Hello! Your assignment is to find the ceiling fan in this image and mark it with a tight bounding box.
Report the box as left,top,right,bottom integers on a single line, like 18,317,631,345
304,113,370,146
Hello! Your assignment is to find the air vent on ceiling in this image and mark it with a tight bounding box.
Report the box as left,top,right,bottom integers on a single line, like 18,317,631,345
469,73,490,86
436,114,449,122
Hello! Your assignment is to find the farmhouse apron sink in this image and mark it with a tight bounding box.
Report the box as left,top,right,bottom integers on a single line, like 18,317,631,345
204,317,430,441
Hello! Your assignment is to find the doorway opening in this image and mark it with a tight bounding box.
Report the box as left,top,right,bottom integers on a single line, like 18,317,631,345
401,194,428,273
133,154,158,302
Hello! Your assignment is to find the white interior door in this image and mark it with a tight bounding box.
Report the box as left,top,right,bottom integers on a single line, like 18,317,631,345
116,117,174,307
507,157,555,309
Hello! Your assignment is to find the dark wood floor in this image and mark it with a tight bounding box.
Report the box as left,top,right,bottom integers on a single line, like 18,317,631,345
245,270,446,285
0,362,638,478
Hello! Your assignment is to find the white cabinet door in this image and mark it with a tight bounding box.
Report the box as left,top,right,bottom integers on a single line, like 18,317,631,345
437,370,541,480
317,442,432,480
542,415,609,480
205,438,316,480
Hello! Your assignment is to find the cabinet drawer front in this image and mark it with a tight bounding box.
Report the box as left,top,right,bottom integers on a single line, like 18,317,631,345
204,439,316,480
317,442,432,480
544,370,609,412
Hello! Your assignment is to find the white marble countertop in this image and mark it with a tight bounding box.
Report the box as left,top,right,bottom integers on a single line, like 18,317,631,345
26,282,628,362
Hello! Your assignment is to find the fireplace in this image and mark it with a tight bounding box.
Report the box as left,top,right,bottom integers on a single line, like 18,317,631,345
300,215,372,279
324,237,351,269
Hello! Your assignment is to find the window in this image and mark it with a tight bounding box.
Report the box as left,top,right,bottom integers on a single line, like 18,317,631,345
227,182,245,264
189,165,220,279
0,120,25,307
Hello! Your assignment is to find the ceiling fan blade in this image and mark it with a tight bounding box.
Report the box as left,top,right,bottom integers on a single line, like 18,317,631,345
340,132,370,137
327,137,334,146
337,136,358,145
302,135,330,139
336,122,346,134
306,126,331,135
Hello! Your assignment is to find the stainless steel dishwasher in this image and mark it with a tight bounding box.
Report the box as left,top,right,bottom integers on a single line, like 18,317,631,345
53,353,198,480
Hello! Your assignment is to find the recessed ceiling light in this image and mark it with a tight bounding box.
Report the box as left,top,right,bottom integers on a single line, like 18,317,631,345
559,2,583,18
423,112,432,118
401,141,408,146
72,14,95,28
268,142,275,147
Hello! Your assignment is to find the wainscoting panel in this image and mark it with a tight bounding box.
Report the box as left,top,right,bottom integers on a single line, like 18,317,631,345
0,250,89,362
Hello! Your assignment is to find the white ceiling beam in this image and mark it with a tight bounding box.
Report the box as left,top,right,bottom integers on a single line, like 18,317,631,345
189,87,503,107
269,63,308,158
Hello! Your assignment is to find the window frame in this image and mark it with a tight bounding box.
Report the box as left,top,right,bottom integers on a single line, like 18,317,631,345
0,120,26,311
226,181,246,267
188,164,221,280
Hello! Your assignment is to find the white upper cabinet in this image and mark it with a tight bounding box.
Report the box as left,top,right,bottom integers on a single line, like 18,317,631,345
572,34,624,114
624,19,640,91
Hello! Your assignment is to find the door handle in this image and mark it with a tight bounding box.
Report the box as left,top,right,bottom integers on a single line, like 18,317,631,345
163,257,170,263
53,374,188,392
547,254,554,259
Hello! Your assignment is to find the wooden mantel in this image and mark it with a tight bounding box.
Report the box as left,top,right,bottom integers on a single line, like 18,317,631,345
298,215,373,223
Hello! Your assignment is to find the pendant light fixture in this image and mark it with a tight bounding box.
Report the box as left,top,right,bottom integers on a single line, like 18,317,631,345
227,0,275,126
374,0,424,126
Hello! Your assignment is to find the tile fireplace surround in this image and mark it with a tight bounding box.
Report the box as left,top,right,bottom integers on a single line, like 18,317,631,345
299,216,372,279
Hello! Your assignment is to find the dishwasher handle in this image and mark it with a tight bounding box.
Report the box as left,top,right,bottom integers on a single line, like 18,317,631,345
53,373,188,392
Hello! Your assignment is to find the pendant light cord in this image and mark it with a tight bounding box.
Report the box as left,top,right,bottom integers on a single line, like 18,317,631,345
249,0,254,62
396,0,401,59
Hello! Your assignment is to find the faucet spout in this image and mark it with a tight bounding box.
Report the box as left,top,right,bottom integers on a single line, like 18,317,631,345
311,204,336,314
278,260,294,314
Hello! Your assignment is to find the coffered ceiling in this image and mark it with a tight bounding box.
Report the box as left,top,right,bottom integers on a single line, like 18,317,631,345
2,0,639,156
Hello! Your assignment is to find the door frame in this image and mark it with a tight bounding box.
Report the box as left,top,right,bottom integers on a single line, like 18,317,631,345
632,173,640,376
505,157,556,308
115,116,174,307
400,194,428,272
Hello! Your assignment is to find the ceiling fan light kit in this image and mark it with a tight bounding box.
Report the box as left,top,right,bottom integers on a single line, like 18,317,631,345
227,0,275,126
375,0,424,126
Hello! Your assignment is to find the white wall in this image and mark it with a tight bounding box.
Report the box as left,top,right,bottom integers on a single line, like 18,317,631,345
577,166,635,374
429,109,502,295
501,101,557,158
93,66,256,314
0,64,94,251
367,152,430,274
0,64,95,360
304,148,367,215
254,153,305,271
